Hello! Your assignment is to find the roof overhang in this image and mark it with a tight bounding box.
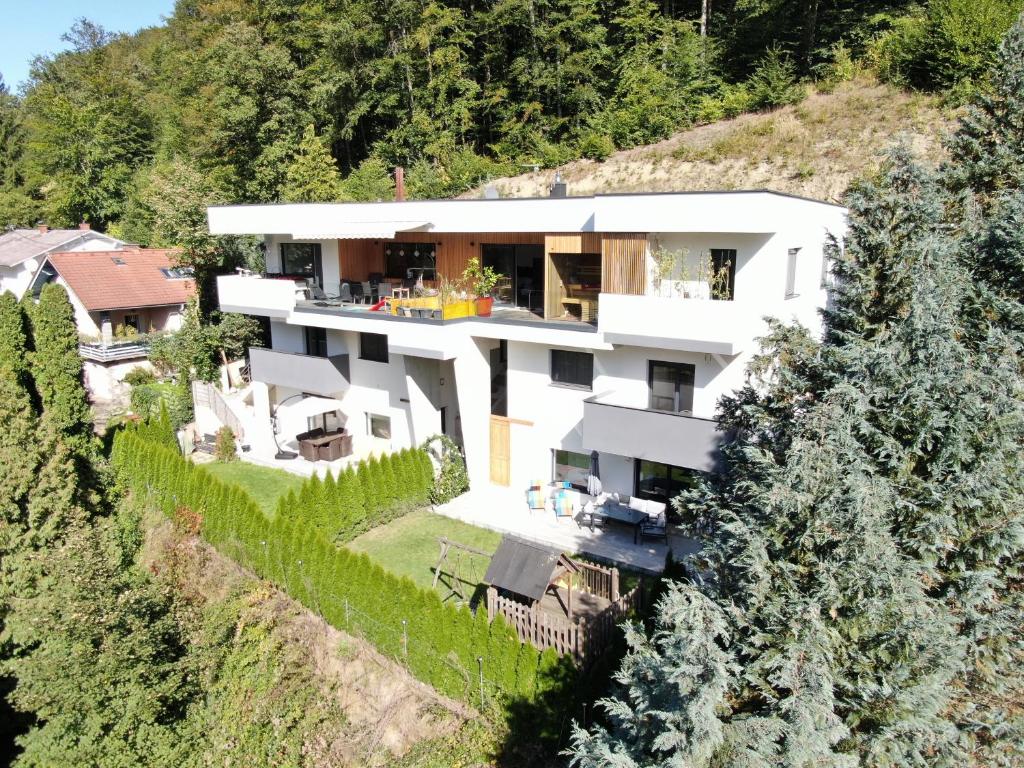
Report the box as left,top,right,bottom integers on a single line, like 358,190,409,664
291,220,432,240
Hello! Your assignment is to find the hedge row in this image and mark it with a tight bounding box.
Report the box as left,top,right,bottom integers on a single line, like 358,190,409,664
112,428,572,710
278,448,434,543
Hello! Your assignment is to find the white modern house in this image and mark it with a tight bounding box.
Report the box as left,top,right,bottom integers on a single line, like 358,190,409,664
0,224,123,299
204,191,845,537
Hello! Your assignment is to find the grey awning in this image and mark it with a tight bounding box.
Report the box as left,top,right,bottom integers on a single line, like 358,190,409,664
483,536,566,603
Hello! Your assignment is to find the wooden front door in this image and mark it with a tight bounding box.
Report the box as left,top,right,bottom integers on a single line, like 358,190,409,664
489,415,510,486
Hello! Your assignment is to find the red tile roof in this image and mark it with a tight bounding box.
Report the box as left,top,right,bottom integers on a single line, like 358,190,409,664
46,249,195,311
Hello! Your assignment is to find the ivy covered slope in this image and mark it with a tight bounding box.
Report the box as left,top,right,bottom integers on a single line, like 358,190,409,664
1,1,1023,233
568,15,1024,768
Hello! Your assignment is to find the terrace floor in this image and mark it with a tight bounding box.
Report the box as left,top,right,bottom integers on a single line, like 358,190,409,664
433,485,700,574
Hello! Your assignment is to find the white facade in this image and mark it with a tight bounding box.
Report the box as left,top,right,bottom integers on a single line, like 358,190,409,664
209,191,846,504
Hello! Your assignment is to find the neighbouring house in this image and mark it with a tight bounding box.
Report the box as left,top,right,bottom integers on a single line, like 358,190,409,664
202,189,847,514
0,223,124,299
28,248,195,398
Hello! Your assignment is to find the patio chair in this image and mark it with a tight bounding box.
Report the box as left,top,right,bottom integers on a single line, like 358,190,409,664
577,502,605,531
377,282,394,299
552,488,579,519
338,282,353,303
361,281,376,303
640,512,668,543
368,272,383,285
526,483,547,512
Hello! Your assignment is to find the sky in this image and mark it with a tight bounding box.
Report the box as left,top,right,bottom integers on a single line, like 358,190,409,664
0,0,176,91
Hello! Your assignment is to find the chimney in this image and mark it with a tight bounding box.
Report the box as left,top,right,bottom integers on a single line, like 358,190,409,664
37,223,49,234
78,221,91,231
549,171,567,198
395,166,406,202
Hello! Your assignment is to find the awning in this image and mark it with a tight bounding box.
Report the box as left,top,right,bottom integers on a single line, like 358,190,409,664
290,221,432,240
277,395,344,420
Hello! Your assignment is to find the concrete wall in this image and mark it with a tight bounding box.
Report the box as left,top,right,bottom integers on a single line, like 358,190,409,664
0,261,36,301
83,358,154,400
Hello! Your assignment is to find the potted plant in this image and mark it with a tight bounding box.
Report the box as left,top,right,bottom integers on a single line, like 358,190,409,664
462,257,501,317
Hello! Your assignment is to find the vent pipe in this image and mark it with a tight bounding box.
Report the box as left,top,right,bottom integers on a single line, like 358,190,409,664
395,166,406,201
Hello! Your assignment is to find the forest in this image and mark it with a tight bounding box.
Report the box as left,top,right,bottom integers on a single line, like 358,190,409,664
0,0,1023,243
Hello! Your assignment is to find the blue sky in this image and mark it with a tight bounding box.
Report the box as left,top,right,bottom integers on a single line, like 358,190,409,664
1,0,176,91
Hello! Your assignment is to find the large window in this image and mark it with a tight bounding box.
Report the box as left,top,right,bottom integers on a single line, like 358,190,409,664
304,326,328,357
550,349,593,389
649,361,695,413
384,242,436,281
634,460,700,506
367,413,392,439
359,332,388,363
280,242,321,277
710,248,736,300
554,449,590,490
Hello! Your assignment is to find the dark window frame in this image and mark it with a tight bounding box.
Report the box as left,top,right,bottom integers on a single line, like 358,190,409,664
367,412,392,439
383,241,437,282
648,360,695,414
550,349,594,390
359,332,389,363
280,242,322,279
304,326,328,357
633,459,700,506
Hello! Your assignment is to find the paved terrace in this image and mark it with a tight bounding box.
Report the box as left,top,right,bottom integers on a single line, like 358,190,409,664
434,485,700,574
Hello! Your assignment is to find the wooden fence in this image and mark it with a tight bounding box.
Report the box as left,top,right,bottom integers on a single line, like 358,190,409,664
486,570,644,667
574,559,619,602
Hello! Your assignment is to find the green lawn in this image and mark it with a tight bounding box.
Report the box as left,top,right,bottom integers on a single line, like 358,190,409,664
347,509,503,599
202,461,306,518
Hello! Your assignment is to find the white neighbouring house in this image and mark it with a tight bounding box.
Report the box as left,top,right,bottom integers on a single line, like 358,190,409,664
205,190,846,526
0,223,124,299
28,248,195,399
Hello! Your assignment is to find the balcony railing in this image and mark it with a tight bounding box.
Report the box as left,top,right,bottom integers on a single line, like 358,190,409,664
582,393,726,472
78,337,152,362
248,347,350,396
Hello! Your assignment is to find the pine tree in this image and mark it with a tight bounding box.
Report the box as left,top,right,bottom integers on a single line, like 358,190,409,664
279,124,344,203
0,291,31,392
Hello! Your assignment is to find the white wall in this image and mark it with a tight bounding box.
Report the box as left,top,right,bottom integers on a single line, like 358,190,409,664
0,261,36,300
270,319,306,353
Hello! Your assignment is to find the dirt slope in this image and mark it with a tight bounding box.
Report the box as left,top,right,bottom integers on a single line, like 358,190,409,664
471,76,951,203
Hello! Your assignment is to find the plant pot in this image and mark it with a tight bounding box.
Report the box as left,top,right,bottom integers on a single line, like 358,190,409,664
475,296,494,317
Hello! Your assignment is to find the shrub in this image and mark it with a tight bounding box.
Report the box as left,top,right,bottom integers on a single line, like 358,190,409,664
576,131,617,161
130,383,161,417
814,40,857,93
213,426,236,462
424,434,469,504
123,366,155,386
746,46,806,111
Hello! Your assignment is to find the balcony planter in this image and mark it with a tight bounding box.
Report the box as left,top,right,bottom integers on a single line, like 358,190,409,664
475,296,494,317
442,299,477,320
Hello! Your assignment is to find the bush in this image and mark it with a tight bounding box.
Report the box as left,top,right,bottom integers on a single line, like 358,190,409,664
213,426,236,462
814,40,857,93
123,367,155,387
130,383,161,416
576,131,617,161
424,434,469,504
746,46,806,111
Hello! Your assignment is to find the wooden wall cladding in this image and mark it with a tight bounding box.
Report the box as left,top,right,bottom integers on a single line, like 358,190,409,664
601,233,648,295
337,232,545,282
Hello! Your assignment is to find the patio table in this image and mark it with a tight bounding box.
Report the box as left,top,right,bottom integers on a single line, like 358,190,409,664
584,502,647,544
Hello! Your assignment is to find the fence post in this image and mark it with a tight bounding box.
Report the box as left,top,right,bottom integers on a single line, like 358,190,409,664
402,619,409,660
477,656,485,710
486,586,497,621
611,567,620,602
344,597,349,627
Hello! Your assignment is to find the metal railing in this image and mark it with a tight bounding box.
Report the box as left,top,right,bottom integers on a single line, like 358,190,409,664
78,338,152,362
192,380,245,439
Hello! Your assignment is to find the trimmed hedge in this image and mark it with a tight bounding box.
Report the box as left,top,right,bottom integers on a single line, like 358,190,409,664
279,447,434,543
112,428,572,711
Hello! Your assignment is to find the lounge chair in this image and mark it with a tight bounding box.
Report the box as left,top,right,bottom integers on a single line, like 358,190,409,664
640,512,668,543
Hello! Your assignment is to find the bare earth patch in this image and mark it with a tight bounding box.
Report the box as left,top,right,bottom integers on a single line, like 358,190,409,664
142,514,476,766
469,76,952,203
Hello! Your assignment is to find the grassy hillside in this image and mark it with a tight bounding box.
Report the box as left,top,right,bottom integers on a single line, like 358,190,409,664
473,76,951,203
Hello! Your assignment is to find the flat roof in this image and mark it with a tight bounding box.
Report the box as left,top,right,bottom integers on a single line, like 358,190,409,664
208,190,848,239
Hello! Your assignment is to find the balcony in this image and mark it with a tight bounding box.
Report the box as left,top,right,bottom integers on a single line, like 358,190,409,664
597,293,758,355
217,274,303,317
78,338,151,363
249,347,350,396
582,393,727,472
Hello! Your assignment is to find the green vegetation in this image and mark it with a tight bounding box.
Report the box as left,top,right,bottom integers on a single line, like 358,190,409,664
348,508,501,592
568,17,1024,767
112,428,577,722
202,461,306,518
3,2,1019,234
